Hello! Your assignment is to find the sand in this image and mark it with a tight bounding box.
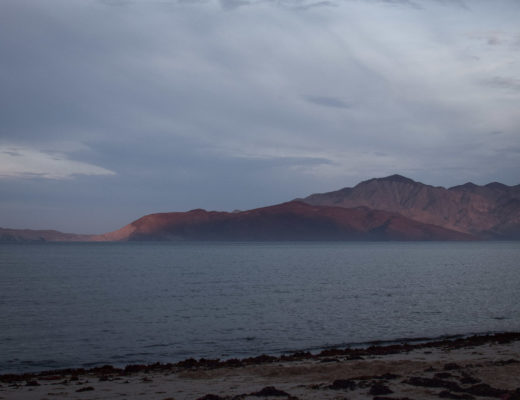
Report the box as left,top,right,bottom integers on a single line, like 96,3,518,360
2,332,520,400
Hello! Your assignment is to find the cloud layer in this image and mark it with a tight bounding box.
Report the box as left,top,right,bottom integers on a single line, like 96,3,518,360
0,0,519,232
0,146,116,179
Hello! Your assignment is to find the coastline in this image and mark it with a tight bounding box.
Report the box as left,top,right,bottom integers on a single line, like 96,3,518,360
2,332,520,400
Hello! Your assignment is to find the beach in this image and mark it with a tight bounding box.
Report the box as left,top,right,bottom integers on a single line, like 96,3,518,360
2,332,520,400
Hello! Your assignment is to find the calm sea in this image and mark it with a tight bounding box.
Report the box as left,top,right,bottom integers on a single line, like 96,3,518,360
1,241,519,374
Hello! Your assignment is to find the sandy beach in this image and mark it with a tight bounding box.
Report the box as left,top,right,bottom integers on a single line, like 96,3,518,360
2,332,520,400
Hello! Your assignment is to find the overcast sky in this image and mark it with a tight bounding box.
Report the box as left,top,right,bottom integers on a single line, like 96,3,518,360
1,0,519,233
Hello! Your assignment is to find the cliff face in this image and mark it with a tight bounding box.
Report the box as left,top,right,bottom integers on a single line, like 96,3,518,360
302,175,520,238
93,201,474,242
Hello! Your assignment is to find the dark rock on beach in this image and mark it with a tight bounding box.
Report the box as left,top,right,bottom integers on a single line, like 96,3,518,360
249,386,291,397
507,388,520,400
434,372,454,379
403,376,463,392
373,397,414,400
75,386,95,392
368,382,393,395
463,383,508,398
444,363,462,371
329,379,357,390
196,395,226,400
438,391,475,399
458,372,481,385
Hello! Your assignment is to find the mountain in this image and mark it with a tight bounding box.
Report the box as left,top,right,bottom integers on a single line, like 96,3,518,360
302,174,520,239
0,227,91,242
2,175,517,242
92,201,473,242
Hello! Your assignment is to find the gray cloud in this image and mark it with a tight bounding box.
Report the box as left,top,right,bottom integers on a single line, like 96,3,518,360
0,145,116,179
292,1,337,10
217,0,339,10
431,0,468,9
235,155,334,167
219,0,249,10
481,76,520,92
499,146,520,154
305,96,351,109
487,36,501,46
1,150,21,157
99,0,133,6
376,0,421,8
0,0,519,232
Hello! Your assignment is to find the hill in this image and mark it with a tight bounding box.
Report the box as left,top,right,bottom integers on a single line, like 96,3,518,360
0,227,92,242
2,175,518,242
92,201,473,241
302,174,520,239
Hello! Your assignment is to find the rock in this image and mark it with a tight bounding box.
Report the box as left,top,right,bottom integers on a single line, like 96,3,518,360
91,365,118,374
245,355,278,364
75,386,95,392
373,397,414,400
369,382,393,395
329,379,357,390
463,383,507,398
438,391,474,399
434,372,454,379
444,363,462,371
350,373,400,381
39,375,62,381
176,358,198,368
494,359,520,366
404,377,462,392
249,386,290,397
378,373,400,380
222,358,243,368
196,395,226,400
507,388,520,400
124,364,147,373
458,372,480,385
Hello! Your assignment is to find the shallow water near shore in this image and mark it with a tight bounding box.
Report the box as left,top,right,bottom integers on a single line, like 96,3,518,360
1,241,519,374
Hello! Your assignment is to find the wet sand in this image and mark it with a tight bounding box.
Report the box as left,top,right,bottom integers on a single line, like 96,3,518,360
2,332,520,400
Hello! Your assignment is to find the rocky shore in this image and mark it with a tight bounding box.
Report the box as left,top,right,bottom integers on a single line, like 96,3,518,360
2,332,520,400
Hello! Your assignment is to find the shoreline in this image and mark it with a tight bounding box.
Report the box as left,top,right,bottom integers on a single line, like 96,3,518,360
2,332,520,399
3,332,519,379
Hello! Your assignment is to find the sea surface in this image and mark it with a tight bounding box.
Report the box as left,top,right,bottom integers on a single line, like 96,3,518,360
1,241,519,374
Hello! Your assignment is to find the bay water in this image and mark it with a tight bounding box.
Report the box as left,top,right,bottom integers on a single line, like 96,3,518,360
1,241,519,374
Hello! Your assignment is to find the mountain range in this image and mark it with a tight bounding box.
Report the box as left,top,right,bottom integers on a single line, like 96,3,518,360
302,174,520,239
1,175,519,242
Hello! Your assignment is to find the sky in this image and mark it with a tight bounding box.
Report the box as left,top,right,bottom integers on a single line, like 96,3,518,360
0,0,519,233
